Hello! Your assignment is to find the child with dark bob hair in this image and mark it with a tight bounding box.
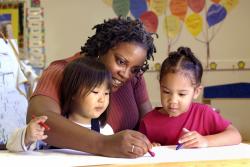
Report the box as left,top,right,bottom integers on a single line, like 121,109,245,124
7,57,113,152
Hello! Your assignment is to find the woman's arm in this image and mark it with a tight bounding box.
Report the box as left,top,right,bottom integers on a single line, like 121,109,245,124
27,96,152,158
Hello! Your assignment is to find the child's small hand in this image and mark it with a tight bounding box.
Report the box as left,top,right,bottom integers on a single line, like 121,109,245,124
24,116,48,147
152,142,161,147
179,130,208,148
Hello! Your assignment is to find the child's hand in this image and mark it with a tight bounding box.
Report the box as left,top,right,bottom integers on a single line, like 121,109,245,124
24,116,48,147
178,129,208,148
152,142,161,147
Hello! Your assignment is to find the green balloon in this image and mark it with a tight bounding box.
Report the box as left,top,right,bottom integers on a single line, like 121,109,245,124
113,0,130,17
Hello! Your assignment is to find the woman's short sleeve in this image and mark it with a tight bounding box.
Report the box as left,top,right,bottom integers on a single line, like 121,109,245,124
31,60,66,104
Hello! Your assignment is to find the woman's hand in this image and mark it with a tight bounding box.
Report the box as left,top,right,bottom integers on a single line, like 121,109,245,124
100,130,152,158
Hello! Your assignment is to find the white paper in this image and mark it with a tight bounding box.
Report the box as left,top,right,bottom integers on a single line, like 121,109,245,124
0,39,28,144
1,143,250,167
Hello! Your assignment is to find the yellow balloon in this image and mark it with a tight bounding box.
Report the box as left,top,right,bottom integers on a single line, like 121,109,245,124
221,0,239,13
185,13,202,36
149,0,168,16
164,15,181,38
103,0,113,7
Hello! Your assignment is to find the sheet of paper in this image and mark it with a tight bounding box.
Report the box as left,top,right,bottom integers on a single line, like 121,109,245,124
1,143,250,166
0,39,27,145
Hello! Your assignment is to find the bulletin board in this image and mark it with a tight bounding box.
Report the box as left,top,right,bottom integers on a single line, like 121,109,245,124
0,5,19,39
0,2,24,49
0,0,46,68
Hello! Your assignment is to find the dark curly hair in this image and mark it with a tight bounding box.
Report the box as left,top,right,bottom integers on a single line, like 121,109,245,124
160,47,203,86
81,17,157,73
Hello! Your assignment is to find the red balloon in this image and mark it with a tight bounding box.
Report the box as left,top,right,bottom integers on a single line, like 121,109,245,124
187,0,205,13
140,11,158,33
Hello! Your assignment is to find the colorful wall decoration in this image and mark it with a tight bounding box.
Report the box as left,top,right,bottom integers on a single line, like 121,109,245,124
26,6,45,68
103,0,241,71
0,2,24,49
0,0,45,69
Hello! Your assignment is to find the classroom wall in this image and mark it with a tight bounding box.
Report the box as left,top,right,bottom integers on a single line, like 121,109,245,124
40,0,250,141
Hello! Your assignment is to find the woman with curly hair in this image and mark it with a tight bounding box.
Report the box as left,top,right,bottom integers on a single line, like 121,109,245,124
27,17,157,158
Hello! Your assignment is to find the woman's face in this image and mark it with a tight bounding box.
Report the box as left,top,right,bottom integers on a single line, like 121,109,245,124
100,42,147,92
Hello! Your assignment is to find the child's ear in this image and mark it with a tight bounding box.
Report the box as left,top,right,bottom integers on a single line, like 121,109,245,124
193,85,203,99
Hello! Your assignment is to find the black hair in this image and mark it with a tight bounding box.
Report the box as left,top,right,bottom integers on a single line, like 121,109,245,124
159,47,203,85
60,56,112,127
81,17,157,74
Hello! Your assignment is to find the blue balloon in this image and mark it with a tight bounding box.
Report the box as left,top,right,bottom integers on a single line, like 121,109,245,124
130,0,148,19
207,4,227,27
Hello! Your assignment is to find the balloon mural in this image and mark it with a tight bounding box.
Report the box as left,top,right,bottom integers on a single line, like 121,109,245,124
103,0,239,70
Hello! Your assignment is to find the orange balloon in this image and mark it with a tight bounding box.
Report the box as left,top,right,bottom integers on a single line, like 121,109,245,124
211,0,221,3
170,0,188,21
221,0,239,12
103,0,113,6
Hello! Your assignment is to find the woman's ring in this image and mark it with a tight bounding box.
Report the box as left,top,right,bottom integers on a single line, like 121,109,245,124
131,145,135,153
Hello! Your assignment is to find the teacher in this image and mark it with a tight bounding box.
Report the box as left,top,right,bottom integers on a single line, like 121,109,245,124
27,17,156,158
